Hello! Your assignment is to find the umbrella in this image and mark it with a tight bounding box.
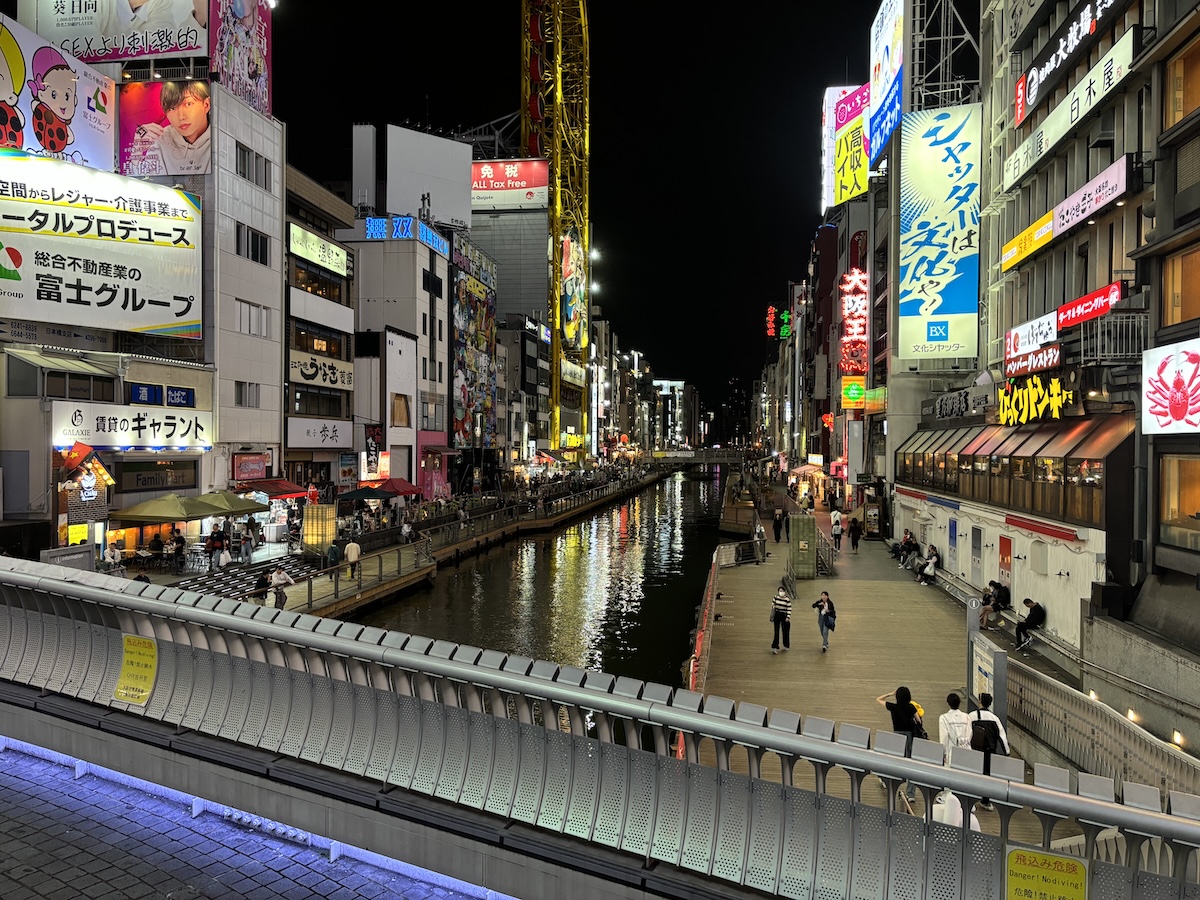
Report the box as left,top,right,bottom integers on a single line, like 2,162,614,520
111,493,224,523
195,489,270,515
338,486,395,502
371,477,422,496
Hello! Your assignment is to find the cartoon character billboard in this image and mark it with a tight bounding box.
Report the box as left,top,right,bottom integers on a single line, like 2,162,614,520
560,231,586,353
208,0,271,117
452,236,498,449
29,0,206,64
119,81,211,176
0,15,115,171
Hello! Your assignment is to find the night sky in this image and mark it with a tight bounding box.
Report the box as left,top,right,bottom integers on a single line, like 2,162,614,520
274,1,880,401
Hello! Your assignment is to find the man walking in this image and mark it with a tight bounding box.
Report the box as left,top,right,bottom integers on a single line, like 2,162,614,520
938,693,973,766
970,692,1010,810
344,536,361,579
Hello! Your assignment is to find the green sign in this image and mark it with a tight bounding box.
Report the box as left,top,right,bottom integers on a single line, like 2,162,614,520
844,381,865,401
856,473,872,484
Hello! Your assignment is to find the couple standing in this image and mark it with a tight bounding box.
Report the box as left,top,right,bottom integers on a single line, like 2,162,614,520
771,589,837,653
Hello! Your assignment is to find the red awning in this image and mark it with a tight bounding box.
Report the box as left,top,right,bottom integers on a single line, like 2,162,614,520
234,478,308,499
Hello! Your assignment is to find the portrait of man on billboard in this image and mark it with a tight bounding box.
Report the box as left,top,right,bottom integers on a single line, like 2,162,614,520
75,0,204,52
121,80,211,175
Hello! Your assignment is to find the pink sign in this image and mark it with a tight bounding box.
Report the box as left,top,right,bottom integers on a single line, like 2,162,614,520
118,81,212,176
1057,281,1123,330
1053,157,1127,233
208,0,272,117
835,83,870,130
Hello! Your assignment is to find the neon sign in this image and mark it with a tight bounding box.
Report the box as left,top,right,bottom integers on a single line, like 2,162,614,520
766,306,777,338
779,308,792,339
363,216,450,257
839,268,869,374
822,413,835,431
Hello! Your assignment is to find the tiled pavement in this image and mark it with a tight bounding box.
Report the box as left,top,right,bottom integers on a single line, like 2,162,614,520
0,746,498,900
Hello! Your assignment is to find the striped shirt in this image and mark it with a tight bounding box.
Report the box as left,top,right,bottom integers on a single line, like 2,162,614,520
771,593,792,618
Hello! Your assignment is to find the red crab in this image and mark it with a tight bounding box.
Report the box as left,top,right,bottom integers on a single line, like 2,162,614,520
1146,351,1200,427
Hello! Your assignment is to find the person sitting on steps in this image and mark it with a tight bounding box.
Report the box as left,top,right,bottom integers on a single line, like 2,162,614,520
1015,598,1045,649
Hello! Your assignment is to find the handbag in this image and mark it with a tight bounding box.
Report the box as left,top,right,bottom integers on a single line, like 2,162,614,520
825,613,836,632
219,549,232,566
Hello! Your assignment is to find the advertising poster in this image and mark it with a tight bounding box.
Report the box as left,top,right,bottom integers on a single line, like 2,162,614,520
32,0,205,64
820,85,855,212
560,230,586,353
833,83,870,205
208,0,271,117
0,15,115,171
1142,337,1200,436
471,159,548,210
0,149,202,339
452,243,498,450
867,0,903,166
118,81,211,176
232,452,269,481
898,104,981,360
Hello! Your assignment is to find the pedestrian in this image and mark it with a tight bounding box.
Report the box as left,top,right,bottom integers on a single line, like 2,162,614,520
1015,598,1045,649
240,532,253,565
876,686,926,801
938,692,973,766
252,572,270,604
812,591,836,652
772,509,783,543
970,692,1010,810
769,586,791,654
171,529,186,575
344,536,361,578
784,513,790,542
831,516,843,552
848,517,863,553
326,541,341,579
270,565,295,609
890,528,912,559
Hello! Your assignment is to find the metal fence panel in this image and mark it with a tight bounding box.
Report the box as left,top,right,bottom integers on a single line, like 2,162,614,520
849,802,888,900
511,722,547,823
363,690,398,785
593,742,630,848
278,670,312,759
884,813,926,900
343,682,377,777
712,770,751,884
535,727,573,833
815,795,854,899
483,716,519,817
619,747,657,857
317,679,355,770
411,700,446,796
388,694,422,790
962,829,1003,900
1091,858,1134,900
778,787,819,899
650,755,688,866
458,710,494,811
258,666,292,753
743,779,784,893
161,643,195,726
434,704,472,804
218,656,253,743
564,735,601,841
680,762,719,874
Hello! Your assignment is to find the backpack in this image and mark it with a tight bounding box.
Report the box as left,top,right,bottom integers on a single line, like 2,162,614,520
970,710,1002,754
911,709,928,740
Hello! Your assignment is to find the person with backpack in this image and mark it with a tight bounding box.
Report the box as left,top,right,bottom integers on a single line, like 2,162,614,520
969,692,1010,810
326,541,341,579
938,692,973,766
877,686,926,801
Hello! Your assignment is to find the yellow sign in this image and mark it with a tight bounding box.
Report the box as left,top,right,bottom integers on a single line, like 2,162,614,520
834,115,869,205
998,375,1075,426
1006,846,1087,900
841,376,867,409
113,634,157,706
67,523,90,545
1002,211,1054,272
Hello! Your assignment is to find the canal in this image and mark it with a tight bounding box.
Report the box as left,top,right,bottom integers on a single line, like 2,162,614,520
356,468,725,688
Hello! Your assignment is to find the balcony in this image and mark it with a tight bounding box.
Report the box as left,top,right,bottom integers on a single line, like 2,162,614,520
1079,312,1148,366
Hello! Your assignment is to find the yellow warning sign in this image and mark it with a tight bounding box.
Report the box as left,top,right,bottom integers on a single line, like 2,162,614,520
1006,846,1087,900
113,634,157,706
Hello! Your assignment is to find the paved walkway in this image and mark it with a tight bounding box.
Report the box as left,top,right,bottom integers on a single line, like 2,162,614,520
0,743,500,900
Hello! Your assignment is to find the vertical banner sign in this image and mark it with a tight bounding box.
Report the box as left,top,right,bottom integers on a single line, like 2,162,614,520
839,269,870,374
208,0,272,116
834,83,870,205
868,0,903,166
821,86,856,212
363,423,383,476
766,306,777,337
898,104,982,360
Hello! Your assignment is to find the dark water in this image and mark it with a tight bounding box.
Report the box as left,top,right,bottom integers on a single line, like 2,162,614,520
356,468,724,688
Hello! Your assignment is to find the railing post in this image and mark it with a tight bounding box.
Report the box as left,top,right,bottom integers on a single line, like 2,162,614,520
307,576,313,609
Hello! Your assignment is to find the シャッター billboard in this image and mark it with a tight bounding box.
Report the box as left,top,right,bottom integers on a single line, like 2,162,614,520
118,81,212,176
207,0,271,117
897,104,982,360
471,159,548,210
0,150,202,339
30,0,206,63
0,15,115,172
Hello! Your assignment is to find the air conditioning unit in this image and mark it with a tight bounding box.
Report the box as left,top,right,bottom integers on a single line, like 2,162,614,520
1088,110,1115,149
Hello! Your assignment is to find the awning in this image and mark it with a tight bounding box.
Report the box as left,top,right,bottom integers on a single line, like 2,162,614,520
5,347,119,376
536,449,569,463
1032,418,1096,459
234,478,308,499
1067,414,1134,460
944,426,987,455
422,445,461,456
896,430,936,454
790,464,821,476
960,425,1007,457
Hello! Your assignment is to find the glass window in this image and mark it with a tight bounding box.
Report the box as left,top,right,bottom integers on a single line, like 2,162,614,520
292,258,343,303
236,223,270,266
6,356,36,397
1163,243,1200,326
293,321,344,359
1160,455,1200,550
293,386,344,417
45,371,66,397
235,381,260,408
391,393,411,427
236,142,272,190
236,299,270,337
1167,34,1200,130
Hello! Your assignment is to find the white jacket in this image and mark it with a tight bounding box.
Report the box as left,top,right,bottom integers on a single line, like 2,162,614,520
938,708,973,763
344,541,361,563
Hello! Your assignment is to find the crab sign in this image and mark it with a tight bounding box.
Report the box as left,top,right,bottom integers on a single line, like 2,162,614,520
1146,351,1200,428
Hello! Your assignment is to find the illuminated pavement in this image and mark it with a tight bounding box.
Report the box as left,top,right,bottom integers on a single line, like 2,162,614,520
0,744,503,900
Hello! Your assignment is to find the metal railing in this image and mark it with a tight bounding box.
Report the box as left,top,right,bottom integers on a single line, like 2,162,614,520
2,558,1199,899
1078,311,1148,365
815,527,838,575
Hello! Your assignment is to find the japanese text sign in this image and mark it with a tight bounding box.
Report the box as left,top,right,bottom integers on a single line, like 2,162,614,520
998,375,1076,425
289,224,347,277
363,215,449,257
841,375,866,409
52,400,212,450
1142,337,1200,435
471,159,549,210
1008,0,1058,53
1005,846,1087,900
288,350,354,389
208,0,272,117
1004,28,1137,190
821,86,855,212
1058,281,1123,329
1002,212,1054,272
868,0,903,166
834,83,870,205
1005,343,1062,377
113,634,157,706
1015,0,1133,126
839,268,870,374
0,150,202,339
778,308,792,340
1054,156,1128,232
1005,312,1058,362
0,14,116,172
287,416,351,449
32,0,206,63
898,104,982,360
766,305,776,338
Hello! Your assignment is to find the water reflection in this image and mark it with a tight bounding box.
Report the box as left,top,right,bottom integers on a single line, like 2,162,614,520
356,468,723,687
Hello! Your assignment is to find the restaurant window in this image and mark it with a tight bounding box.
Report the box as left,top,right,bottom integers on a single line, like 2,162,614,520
293,385,343,418
391,393,411,427
1160,455,1200,551
293,321,344,359
1163,243,1200,326
292,257,343,304
1166,33,1200,130
1065,455,1105,527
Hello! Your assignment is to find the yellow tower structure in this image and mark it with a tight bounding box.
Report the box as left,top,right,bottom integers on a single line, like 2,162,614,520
521,0,589,453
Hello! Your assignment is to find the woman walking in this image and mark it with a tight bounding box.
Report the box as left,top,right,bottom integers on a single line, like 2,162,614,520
770,587,792,654
848,518,863,553
831,517,843,551
876,686,925,801
812,591,836,652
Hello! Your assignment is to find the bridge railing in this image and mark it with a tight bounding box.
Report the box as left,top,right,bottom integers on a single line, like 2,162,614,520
0,558,1199,900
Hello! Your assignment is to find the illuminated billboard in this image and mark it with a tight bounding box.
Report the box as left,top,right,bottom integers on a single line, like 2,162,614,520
820,85,855,212
0,150,202,339
1143,337,1200,435
1001,212,1054,272
30,0,206,63
452,235,498,450
898,104,981,360
868,0,903,166
471,159,548,210
118,81,211,176
208,0,272,117
0,15,115,171
561,230,586,353
834,83,870,205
